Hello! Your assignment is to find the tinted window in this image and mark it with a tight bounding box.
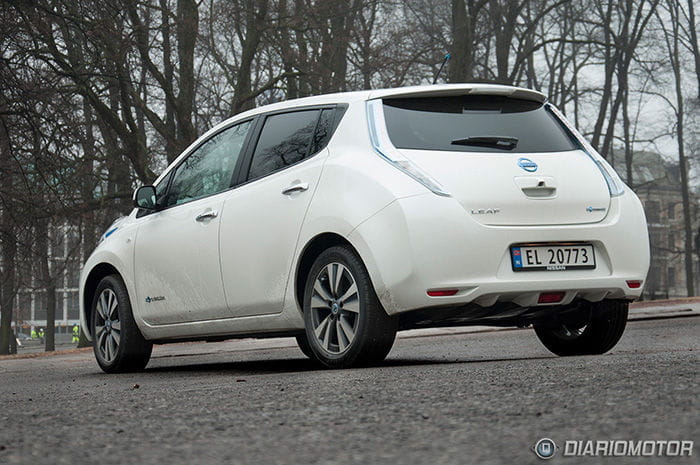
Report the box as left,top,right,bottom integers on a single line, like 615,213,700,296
309,109,335,154
154,171,172,209
382,96,577,153
248,110,319,180
165,120,251,207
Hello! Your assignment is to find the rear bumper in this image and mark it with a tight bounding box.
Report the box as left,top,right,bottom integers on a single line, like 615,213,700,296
349,190,650,316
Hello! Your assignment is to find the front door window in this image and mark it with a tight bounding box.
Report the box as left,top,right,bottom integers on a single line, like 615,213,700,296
165,120,252,207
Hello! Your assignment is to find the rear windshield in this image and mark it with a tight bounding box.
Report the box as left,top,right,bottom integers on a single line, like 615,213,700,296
382,96,577,153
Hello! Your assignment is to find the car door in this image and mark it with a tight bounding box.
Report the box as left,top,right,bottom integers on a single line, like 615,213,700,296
219,107,338,317
134,120,253,325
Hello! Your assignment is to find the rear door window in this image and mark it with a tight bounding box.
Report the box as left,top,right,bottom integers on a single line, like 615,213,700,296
382,96,577,153
247,110,320,180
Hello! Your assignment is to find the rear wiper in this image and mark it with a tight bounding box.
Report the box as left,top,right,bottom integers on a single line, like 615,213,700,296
451,136,518,150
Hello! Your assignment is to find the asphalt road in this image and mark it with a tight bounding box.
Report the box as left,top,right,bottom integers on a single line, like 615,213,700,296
0,317,697,465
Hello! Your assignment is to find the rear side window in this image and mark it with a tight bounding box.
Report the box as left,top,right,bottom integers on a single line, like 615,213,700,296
309,109,335,154
382,96,577,153
248,110,320,180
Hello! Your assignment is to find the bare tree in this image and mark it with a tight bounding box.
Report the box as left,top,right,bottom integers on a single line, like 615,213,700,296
684,0,700,100
656,0,695,296
589,0,660,161
0,95,17,354
449,0,488,82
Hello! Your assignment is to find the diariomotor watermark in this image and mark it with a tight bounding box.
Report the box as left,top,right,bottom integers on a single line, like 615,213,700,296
533,439,694,459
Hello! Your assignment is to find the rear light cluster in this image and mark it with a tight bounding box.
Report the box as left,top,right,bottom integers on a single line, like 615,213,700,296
626,280,643,289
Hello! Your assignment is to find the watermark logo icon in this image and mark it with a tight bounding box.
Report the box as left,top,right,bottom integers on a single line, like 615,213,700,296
534,438,557,460
532,438,693,458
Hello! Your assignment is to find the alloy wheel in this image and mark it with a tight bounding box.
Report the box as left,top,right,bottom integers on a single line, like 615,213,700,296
94,288,121,363
310,262,360,354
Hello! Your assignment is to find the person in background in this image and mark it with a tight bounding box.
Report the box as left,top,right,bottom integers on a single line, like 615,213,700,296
72,324,80,344
31,327,38,339
9,329,18,354
38,327,45,343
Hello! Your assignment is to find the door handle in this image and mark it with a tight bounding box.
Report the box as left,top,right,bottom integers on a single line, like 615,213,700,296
282,182,309,195
195,210,218,222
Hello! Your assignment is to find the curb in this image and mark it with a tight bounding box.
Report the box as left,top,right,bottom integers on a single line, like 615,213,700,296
0,347,91,361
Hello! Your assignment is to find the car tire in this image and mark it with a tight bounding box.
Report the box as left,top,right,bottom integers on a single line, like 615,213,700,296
92,275,153,373
533,300,628,356
295,334,314,359
303,245,397,368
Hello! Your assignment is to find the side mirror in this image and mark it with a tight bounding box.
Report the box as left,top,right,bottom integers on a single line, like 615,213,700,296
133,185,157,210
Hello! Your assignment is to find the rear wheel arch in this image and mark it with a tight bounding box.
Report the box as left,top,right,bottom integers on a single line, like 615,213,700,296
302,244,397,367
83,263,121,338
295,233,363,313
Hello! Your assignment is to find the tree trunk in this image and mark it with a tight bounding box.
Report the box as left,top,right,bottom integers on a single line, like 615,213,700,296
590,1,617,153
35,218,56,351
687,0,700,100
600,81,624,162
175,0,198,149
0,108,16,355
80,99,98,256
659,0,696,296
672,27,695,296
45,282,56,352
328,4,351,92
622,83,634,187
78,100,97,349
316,0,360,93
278,0,298,99
294,0,310,97
489,0,524,85
232,0,268,115
159,0,179,163
449,0,473,82
0,230,15,355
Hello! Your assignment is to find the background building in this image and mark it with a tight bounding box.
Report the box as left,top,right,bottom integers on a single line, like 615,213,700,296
12,222,82,337
616,150,699,299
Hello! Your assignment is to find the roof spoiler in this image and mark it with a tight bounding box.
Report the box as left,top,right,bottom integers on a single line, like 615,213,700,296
368,84,546,104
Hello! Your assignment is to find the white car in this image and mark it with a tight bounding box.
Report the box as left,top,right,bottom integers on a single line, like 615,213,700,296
79,84,649,372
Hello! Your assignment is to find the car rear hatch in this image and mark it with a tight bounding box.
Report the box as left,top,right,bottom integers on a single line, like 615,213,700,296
374,90,611,226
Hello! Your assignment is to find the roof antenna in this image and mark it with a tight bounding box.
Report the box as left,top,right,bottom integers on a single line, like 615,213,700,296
433,53,451,84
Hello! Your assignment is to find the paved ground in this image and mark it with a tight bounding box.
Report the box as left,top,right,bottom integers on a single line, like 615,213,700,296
0,317,697,465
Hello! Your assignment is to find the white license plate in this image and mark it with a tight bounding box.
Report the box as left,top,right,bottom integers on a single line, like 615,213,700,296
510,243,595,271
